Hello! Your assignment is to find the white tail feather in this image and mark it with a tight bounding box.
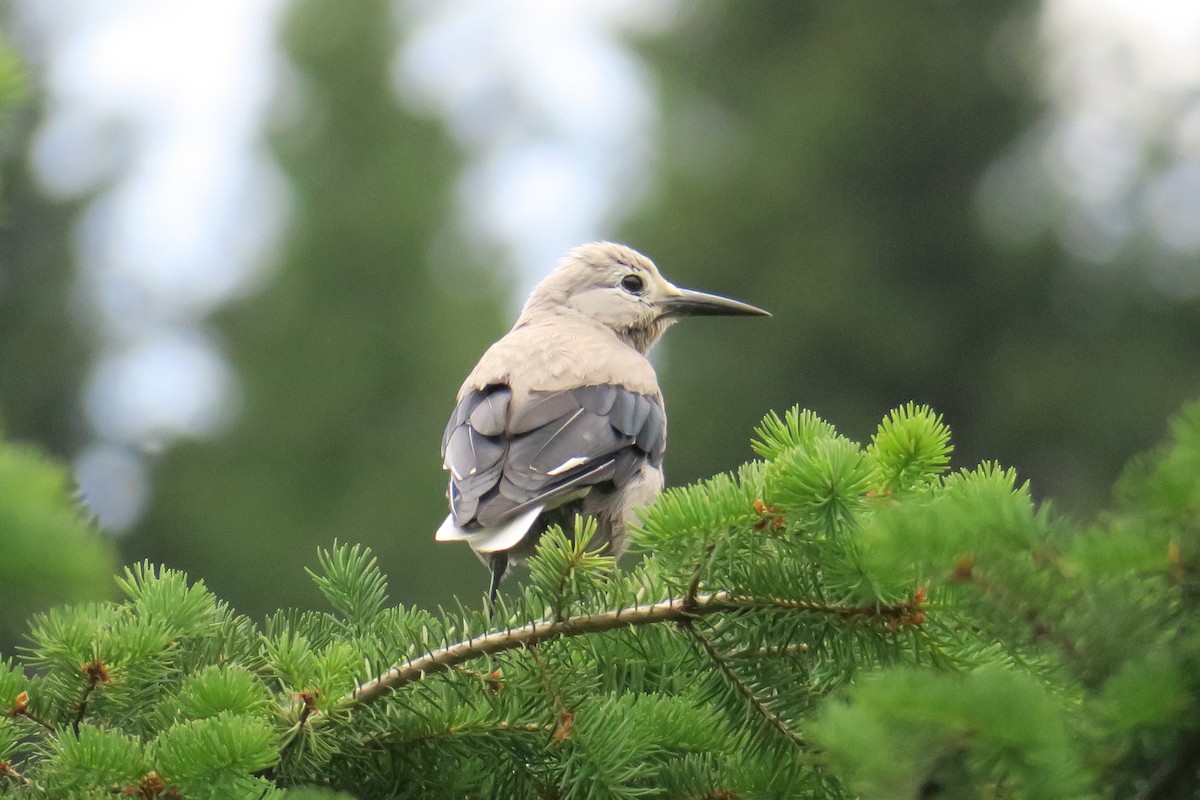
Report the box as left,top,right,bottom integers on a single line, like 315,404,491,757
434,504,545,554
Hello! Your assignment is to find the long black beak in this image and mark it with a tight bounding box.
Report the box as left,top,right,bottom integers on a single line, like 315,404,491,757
660,287,771,318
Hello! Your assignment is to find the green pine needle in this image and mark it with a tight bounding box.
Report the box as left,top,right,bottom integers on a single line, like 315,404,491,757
867,402,953,494
0,399,1198,797
751,406,840,461
307,542,389,626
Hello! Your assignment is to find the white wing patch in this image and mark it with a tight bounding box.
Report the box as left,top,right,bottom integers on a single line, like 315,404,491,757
545,456,590,476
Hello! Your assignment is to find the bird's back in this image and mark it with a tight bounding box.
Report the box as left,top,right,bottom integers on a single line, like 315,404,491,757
459,312,661,399
439,311,667,559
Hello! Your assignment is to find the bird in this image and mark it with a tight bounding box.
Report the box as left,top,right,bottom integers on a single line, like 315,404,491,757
436,242,769,607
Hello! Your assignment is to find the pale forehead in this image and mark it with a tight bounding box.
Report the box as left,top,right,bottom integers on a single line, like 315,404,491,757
562,242,660,276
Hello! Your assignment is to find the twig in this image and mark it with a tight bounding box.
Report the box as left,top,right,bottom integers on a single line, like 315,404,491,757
0,761,46,794
72,681,97,737
528,648,576,744
72,661,110,737
550,551,581,625
345,591,921,707
363,719,554,749
9,692,57,736
295,690,319,731
684,624,808,752
20,711,58,737
730,642,809,659
683,540,718,613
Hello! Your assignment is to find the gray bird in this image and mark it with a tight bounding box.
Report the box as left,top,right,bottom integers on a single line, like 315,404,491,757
436,242,768,606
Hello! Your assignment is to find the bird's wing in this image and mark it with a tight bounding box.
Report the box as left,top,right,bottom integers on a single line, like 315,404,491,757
438,384,666,538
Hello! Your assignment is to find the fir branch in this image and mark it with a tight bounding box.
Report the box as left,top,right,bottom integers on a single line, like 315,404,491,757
684,624,809,752
954,566,1080,660
0,760,45,794
529,647,572,740
345,592,921,707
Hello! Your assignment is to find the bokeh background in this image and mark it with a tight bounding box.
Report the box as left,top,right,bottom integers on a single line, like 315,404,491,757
1,0,1198,623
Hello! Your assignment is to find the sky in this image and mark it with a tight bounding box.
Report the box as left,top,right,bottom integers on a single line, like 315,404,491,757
8,0,1200,530
981,0,1200,293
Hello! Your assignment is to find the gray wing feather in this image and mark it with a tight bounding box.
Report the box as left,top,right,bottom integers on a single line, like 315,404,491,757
443,386,509,451
475,494,517,526
441,383,665,531
445,427,504,479
610,448,645,485
624,395,654,437
575,385,618,416
468,387,511,436
497,457,617,514
450,487,479,522
503,412,628,491
509,391,581,434
610,391,639,434
636,406,666,461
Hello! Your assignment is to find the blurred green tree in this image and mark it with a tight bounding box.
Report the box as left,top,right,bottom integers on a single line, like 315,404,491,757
623,1,1200,509
0,27,22,200
124,0,505,616
5,0,1200,625
0,24,115,652
0,29,92,457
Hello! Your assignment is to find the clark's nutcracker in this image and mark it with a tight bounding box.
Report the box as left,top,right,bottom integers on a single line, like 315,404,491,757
436,242,768,605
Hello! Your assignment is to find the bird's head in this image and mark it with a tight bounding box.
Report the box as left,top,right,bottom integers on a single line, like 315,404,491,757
520,242,769,353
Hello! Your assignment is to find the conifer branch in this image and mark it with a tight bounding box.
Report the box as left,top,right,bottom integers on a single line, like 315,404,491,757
684,624,808,751
529,647,573,742
345,591,921,707
955,566,1079,659
0,760,45,794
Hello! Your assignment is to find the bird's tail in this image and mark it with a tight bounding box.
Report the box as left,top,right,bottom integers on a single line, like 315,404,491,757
434,504,545,553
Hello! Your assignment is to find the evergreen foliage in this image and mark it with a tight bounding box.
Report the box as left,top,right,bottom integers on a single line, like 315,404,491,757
0,28,95,463
2,400,1199,798
0,434,115,648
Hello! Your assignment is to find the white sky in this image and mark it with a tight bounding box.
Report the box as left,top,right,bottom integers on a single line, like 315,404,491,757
10,0,1200,529
980,0,1200,297
397,0,676,296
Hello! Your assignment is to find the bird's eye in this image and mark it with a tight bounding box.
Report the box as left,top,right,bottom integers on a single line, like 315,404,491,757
620,274,645,294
